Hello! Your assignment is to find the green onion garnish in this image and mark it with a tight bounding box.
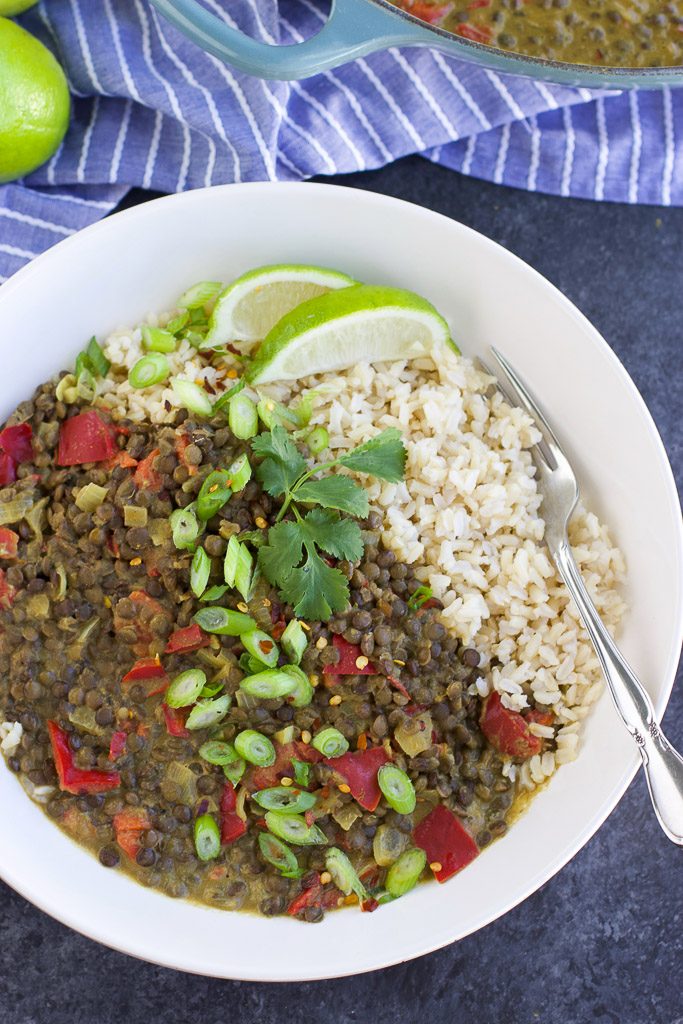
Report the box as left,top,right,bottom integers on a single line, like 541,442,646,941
256,397,299,430
241,629,279,669
74,351,88,378
385,848,427,898
212,378,246,412
142,325,176,353
76,367,97,403
252,786,317,814
224,537,253,601
239,652,266,676
190,546,211,598
165,668,207,708
325,847,368,900
186,694,231,731
129,352,170,389
407,585,433,612
196,469,231,521
86,336,110,377
265,812,327,846
200,584,229,603
194,813,221,861
199,740,239,766
239,669,297,700
258,832,302,877
281,619,307,665
377,764,416,815
281,665,314,708
165,310,189,335
178,280,222,310
193,606,257,635
306,426,329,455
291,759,310,788
228,393,258,440
234,729,276,767
171,378,213,418
312,727,349,759
200,680,224,699
223,754,246,786
170,506,200,550
226,453,251,493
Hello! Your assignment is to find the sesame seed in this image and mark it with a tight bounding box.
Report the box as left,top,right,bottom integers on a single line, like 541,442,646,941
320,871,332,885
129,557,142,566
315,636,328,650
355,655,369,669
300,622,311,632
329,694,342,706
103,596,112,608
338,783,351,793
281,776,293,787
393,659,406,667
429,861,442,873
301,730,311,744
237,602,249,613
254,516,268,529
310,674,320,687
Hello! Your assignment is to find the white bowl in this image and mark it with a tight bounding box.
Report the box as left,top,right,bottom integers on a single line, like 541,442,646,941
0,183,680,981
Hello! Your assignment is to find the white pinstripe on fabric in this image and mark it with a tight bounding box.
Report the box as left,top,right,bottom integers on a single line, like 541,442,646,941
143,110,164,190
0,209,72,236
0,243,39,261
110,100,134,184
462,133,477,176
103,0,144,102
560,104,575,197
68,0,106,93
355,58,425,150
494,122,510,184
388,49,459,139
527,115,541,191
628,90,642,205
594,97,609,201
432,53,491,131
76,95,101,183
661,87,674,207
485,70,525,121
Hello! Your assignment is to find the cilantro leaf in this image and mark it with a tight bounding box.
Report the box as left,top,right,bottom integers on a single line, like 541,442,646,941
257,520,303,587
300,508,363,563
252,426,307,497
295,476,369,518
285,546,350,620
337,428,407,482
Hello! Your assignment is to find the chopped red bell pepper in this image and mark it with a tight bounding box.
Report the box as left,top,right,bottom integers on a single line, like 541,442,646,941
454,22,492,42
121,656,169,696
113,590,167,657
0,452,16,485
0,528,19,559
165,623,211,655
405,1,451,22
361,896,380,913
0,568,17,610
133,448,163,493
287,873,322,916
109,730,128,761
525,708,554,729
105,450,138,471
175,431,199,477
413,804,479,882
248,740,322,792
480,691,542,759
56,410,117,466
0,423,33,464
220,781,247,845
162,704,190,738
324,635,376,676
324,746,390,812
113,807,151,859
47,720,121,795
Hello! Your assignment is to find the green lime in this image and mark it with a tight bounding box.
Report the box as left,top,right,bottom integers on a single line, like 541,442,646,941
203,263,356,348
0,1,39,13
246,284,456,385
0,17,70,183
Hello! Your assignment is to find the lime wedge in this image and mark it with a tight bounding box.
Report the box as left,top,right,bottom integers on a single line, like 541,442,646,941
246,284,455,385
202,264,356,348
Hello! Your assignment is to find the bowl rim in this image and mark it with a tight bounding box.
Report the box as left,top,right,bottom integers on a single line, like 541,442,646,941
0,182,681,980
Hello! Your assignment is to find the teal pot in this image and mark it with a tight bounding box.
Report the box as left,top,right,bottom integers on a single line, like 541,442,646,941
150,0,682,87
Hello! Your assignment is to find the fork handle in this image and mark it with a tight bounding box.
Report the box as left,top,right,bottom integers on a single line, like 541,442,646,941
554,541,683,845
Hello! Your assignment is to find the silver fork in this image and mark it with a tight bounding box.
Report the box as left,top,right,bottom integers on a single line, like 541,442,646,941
480,347,683,846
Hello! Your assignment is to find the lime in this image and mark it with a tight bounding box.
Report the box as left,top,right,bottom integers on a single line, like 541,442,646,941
247,284,456,385
203,263,356,348
0,1,39,13
0,17,70,183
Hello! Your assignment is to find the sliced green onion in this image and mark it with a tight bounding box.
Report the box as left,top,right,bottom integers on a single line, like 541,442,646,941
239,652,266,676
165,668,207,708
129,352,170,389
294,392,317,427
200,680,224,699
76,367,97,403
199,740,238,766
291,759,310,788
241,629,279,669
56,373,77,404
252,786,317,814
74,351,88,378
325,847,368,900
281,665,314,708
170,506,200,550
407,585,434,612
86,336,110,377
228,393,258,440
142,325,176,353
256,397,299,430
223,535,240,587
190,546,211,598
385,848,426,898
234,542,253,601
212,378,245,411
193,606,257,635
224,761,246,786
312,727,349,759
377,764,416,815
239,669,297,700
226,453,251,493
200,584,229,603
194,813,221,861
186,694,231,731
234,729,275,767
281,619,307,665
171,378,213,418
306,426,329,455
258,832,302,878
196,469,231,521
183,330,205,350
178,280,222,310
165,310,189,335
265,812,327,847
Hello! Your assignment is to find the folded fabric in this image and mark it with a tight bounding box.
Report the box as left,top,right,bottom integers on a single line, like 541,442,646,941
1,0,681,283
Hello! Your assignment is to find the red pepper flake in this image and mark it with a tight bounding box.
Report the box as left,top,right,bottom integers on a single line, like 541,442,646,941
0,568,17,610
133,448,163,493
324,635,376,676
361,897,380,913
386,673,411,700
220,782,247,845
108,730,128,761
165,623,211,655
121,657,169,696
454,22,492,42
48,721,121,795
0,528,19,560
162,704,190,738
175,431,198,476
113,807,151,859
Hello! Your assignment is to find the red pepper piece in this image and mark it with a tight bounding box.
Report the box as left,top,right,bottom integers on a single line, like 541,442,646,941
133,448,163,493
165,623,211,655
324,746,390,812
113,807,151,859
175,431,199,477
113,590,167,657
0,568,17,610
248,740,322,792
0,528,19,559
480,691,542,759
525,708,554,728
0,423,33,464
108,730,128,761
454,22,492,42
220,782,247,845
287,873,322,916
105,450,138,471
121,656,169,696
386,674,411,700
56,410,117,466
0,452,16,485
162,704,190,738
47,720,121,795
413,804,479,882
324,635,376,676
361,896,380,913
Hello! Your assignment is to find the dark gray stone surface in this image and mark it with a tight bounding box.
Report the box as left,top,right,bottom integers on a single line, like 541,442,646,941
0,161,681,1024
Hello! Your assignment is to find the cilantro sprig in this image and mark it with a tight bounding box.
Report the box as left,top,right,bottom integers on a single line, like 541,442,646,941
250,426,406,621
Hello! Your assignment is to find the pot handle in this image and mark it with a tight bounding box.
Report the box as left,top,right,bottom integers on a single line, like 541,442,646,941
149,0,433,80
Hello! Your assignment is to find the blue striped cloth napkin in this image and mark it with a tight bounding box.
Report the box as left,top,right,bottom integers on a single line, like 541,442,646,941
2,0,682,283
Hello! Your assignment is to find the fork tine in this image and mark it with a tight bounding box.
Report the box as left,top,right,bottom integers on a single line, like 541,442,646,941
489,347,568,466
